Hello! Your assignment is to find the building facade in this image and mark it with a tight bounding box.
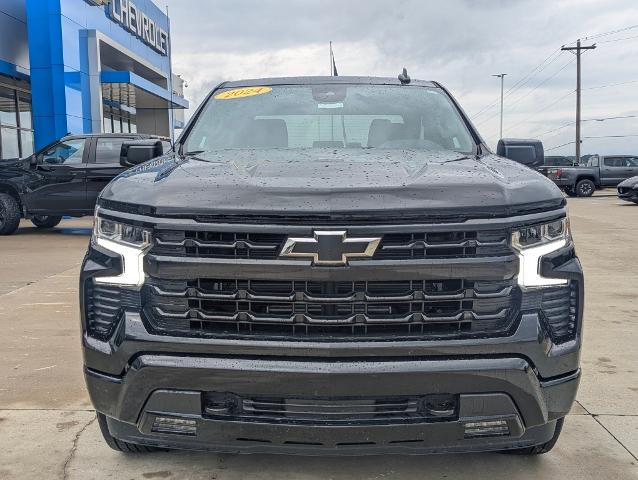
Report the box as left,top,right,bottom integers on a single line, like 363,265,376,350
0,0,187,159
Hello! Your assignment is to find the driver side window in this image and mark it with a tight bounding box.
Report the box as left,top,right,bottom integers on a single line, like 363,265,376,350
41,138,86,165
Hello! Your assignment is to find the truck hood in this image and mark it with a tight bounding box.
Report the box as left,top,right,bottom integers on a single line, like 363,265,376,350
101,149,565,218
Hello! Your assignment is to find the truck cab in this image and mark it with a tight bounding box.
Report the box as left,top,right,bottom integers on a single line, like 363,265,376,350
583,155,638,186
0,133,168,234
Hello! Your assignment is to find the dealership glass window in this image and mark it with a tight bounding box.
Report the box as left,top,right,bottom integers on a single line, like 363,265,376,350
0,84,35,159
0,86,18,127
1,127,19,158
102,106,136,134
20,131,34,157
103,113,112,133
18,93,32,130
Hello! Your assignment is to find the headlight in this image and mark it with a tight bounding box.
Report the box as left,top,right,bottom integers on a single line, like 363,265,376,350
512,218,570,288
92,213,152,287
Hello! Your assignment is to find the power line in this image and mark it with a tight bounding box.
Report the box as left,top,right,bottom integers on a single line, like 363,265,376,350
597,34,638,44
472,23,638,121
505,58,575,111
583,79,638,90
537,114,638,138
470,49,564,120
546,134,638,152
474,56,575,128
546,141,575,152
585,134,638,139
507,90,575,133
582,24,638,41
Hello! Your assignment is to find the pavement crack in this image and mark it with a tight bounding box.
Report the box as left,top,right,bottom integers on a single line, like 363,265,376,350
591,415,638,462
574,403,638,461
62,415,96,480
0,265,81,298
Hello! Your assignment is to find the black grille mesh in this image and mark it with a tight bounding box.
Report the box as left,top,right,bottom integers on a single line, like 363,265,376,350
151,229,512,260
143,277,519,340
202,393,458,425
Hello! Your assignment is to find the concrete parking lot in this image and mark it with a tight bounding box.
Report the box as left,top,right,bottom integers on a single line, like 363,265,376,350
1,193,637,479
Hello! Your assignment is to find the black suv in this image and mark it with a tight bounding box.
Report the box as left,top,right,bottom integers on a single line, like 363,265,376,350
0,133,168,234
81,77,583,455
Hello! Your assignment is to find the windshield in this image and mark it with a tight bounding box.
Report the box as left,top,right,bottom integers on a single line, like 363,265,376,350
183,84,475,157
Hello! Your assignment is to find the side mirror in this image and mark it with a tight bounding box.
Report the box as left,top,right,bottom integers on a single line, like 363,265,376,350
497,138,544,169
120,140,164,167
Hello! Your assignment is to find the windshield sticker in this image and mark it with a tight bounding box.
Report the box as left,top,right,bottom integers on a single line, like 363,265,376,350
317,102,344,109
215,86,272,100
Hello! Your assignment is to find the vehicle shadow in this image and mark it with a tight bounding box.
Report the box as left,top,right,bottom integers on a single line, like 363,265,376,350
14,226,92,236
89,445,619,480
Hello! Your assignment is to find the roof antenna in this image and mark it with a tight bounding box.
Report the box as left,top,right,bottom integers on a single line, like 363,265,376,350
398,67,411,84
330,41,338,76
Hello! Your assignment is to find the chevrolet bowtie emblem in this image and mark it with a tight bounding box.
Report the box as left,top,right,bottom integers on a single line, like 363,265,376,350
280,231,381,265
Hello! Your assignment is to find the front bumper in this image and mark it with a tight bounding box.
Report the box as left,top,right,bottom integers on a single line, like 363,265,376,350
617,186,638,203
86,353,579,454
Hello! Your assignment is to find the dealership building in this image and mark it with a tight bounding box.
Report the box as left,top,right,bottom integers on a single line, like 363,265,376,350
0,0,188,160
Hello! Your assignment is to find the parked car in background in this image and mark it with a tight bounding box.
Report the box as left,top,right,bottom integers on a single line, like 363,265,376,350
0,133,169,235
544,155,638,197
617,176,638,204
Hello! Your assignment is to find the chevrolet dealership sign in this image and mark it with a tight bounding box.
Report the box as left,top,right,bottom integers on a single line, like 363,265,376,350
107,0,169,55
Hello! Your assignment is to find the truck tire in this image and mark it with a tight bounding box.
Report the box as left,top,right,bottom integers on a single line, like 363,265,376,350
0,193,21,235
501,418,564,455
31,215,63,229
575,179,595,197
97,413,163,453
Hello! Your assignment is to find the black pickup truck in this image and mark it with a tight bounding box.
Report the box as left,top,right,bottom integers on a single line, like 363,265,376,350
81,76,583,456
0,133,168,234
544,154,638,196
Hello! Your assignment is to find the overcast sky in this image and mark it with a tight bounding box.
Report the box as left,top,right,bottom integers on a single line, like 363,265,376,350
164,0,638,156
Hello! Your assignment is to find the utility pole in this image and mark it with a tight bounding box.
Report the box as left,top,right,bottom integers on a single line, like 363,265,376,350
561,39,596,163
492,73,507,138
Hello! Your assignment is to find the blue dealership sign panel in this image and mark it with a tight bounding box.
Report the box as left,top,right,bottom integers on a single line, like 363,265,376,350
25,0,173,150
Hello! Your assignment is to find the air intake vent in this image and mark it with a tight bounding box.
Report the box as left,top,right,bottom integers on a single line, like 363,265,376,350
84,280,140,340
541,282,579,344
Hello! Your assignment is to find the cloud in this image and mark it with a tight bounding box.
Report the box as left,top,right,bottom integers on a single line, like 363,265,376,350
166,0,638,155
